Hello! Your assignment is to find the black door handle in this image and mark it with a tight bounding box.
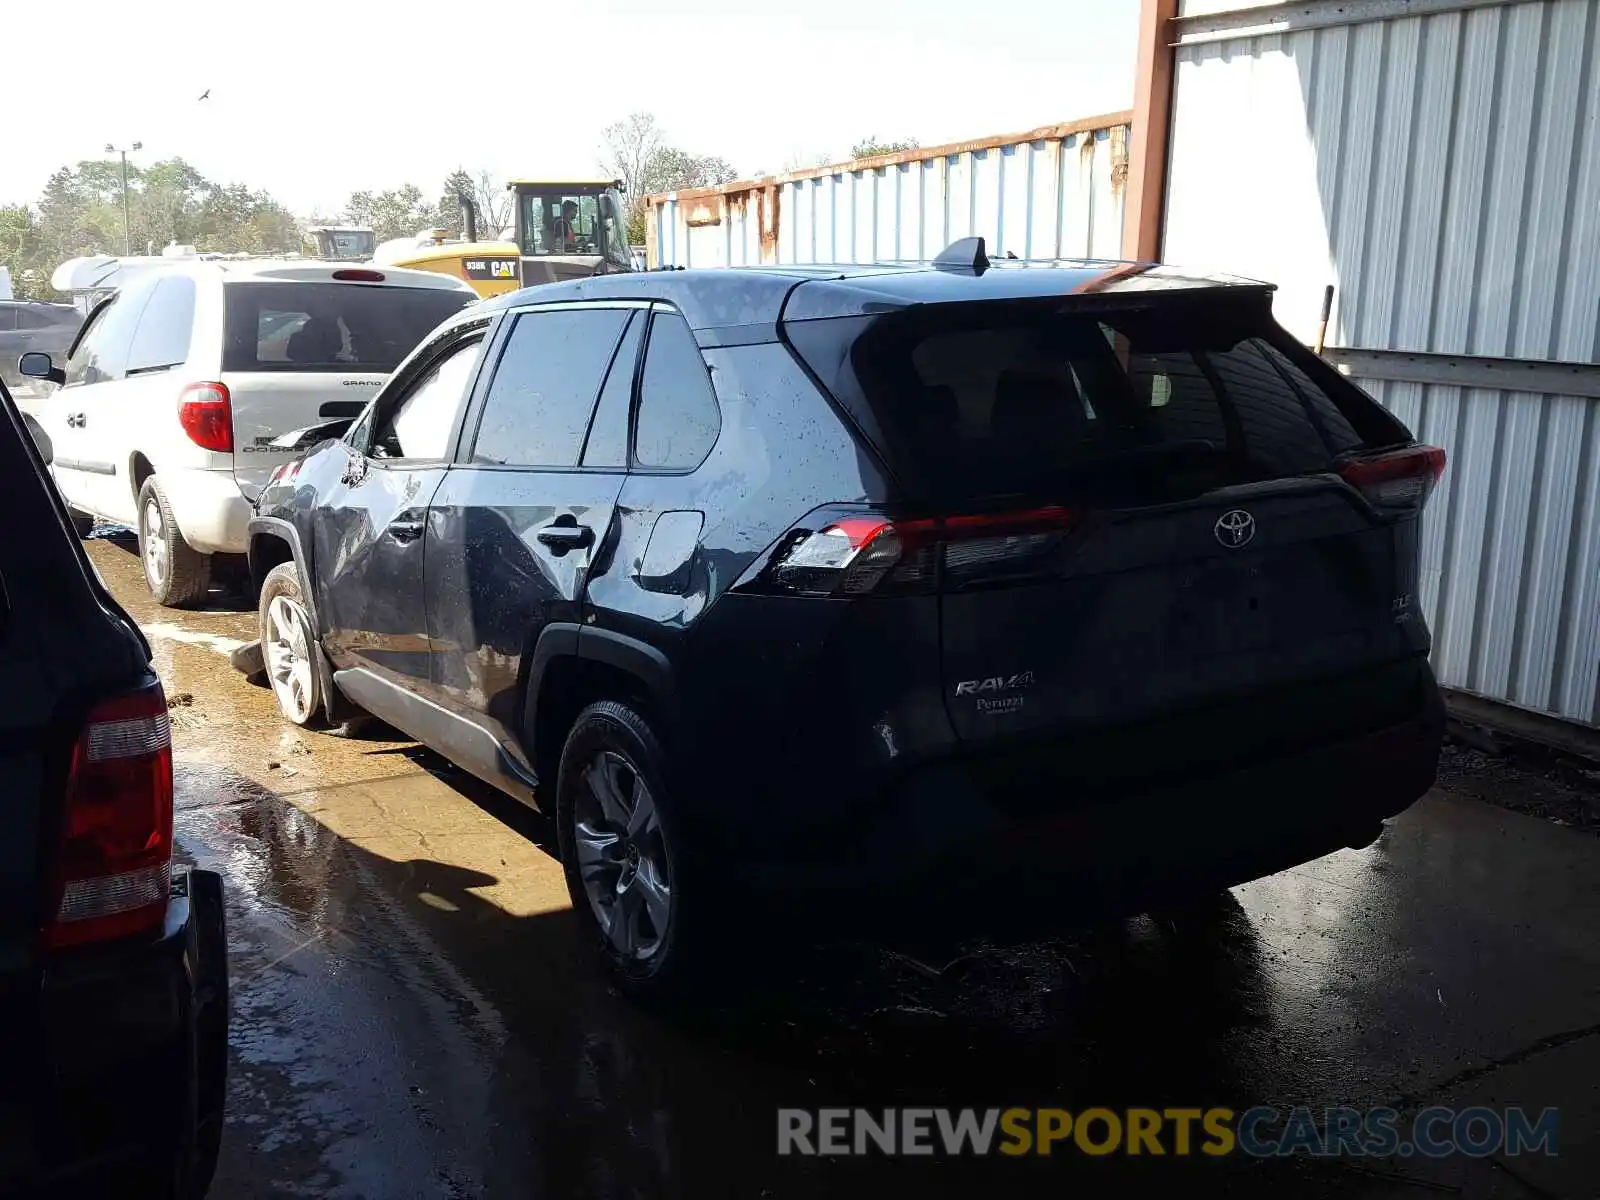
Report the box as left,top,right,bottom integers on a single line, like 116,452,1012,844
536,523,594,552
387,519,424,543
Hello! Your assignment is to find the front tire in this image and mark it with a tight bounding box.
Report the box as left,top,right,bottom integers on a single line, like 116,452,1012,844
138,477,212,607
557,702,705,1003
259,562,323,727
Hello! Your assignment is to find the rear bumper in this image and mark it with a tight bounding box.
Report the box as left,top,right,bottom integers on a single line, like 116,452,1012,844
740,670,1444,936
158,467,252,554
6,868,228,1191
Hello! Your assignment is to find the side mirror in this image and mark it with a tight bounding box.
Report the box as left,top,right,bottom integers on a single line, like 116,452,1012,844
21,412,52,464
19,352,65,387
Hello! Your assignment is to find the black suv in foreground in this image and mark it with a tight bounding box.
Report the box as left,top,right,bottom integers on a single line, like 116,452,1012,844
1,381,227,1194
246,243,1445,1000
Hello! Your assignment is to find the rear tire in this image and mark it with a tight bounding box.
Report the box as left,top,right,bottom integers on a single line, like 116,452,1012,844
138,477,212,607
259,562,324,727
557,701,710,1005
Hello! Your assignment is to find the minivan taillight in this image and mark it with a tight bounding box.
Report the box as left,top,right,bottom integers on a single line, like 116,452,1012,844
179,381,233,453
1338,445,1446,515
43,682,174,949
749,506,1078,597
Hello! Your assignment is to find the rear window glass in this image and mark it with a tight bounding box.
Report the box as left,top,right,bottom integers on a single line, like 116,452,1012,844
834,303,1372,502
222,282,472,373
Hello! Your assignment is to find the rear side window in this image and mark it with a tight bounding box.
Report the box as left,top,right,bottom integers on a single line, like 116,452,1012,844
470,307,630,467
820,301,1379,502
125,276,196,373
580,310,644,468
222,282,473,373
634,310,720,470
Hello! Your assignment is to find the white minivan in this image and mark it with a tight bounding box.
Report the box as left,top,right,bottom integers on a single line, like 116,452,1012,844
22,262,476,605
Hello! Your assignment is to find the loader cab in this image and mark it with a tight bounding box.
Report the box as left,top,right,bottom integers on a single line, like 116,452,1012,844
306,226,377,262
509,179,633,285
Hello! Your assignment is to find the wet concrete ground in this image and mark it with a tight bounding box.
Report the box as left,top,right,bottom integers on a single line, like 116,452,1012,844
85,535,1600,1199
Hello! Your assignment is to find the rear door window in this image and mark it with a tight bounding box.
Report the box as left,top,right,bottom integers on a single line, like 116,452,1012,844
470,307,630,467
633,310,720,470
223,282,473,373
125,276,196,374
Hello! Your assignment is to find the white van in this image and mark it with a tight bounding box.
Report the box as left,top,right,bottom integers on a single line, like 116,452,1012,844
23,261,476,605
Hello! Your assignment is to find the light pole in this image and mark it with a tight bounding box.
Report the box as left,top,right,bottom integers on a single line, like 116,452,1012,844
105,141,143,256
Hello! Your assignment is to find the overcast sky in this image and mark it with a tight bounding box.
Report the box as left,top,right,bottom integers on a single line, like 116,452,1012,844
4,0,1139,215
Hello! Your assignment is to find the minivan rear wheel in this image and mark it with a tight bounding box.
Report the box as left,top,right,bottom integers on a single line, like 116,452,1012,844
137,477,211,607
557,702,706,1003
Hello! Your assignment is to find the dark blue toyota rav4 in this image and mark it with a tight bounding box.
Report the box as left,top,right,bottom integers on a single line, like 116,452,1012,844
246,243,1445,1001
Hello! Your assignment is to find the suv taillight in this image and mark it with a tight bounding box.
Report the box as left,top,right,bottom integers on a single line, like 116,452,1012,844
1338,445,1446,515
746,506,1078,597
43,682,174,949
179,381,233,453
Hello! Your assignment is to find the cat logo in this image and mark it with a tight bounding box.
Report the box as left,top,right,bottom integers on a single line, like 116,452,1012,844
462,257,521,282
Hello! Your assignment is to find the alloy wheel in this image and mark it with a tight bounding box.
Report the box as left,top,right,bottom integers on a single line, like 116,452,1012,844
573,750,674,960
142,498,168,590
263,594,316,724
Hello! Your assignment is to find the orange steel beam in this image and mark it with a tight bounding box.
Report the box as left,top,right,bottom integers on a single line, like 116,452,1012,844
1123,0,1180,262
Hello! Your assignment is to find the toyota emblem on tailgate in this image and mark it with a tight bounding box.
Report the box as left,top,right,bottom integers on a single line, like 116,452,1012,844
1214,509,1256,549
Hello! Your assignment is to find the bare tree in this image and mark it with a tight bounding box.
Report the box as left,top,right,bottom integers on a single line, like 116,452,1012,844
601,112,742,206
599,112,664,215
781,148,836,173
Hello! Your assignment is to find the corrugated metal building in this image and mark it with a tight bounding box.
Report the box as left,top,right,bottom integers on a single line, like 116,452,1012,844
1157,0,1600,732
640,0,1600,736
645,113,1132,270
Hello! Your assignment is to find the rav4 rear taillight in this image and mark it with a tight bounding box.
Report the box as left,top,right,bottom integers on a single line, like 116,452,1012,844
745,506,1078,597
43,681,174,949
1337,445,1446,515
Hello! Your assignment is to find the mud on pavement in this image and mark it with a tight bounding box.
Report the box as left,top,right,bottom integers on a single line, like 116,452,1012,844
86,534,1600,1200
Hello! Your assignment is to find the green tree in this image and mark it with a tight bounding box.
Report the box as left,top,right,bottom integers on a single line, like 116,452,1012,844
1,156,304,298
642,147,738,194
432,169,512,242
343,184,434,243
0,204,50,298
851,136,919,160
